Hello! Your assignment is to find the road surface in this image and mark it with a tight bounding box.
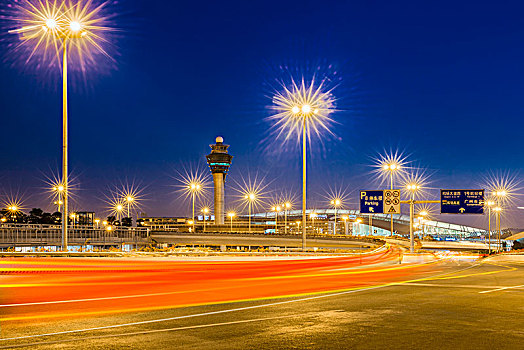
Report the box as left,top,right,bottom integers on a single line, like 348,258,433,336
0,249,523,349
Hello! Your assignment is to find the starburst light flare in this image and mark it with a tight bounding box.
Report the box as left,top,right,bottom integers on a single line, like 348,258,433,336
6,0,117,72
269,77,336,144
371,149,410,187
483,171,522,208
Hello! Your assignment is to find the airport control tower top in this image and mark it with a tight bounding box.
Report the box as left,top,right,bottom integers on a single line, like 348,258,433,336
206,136,233,179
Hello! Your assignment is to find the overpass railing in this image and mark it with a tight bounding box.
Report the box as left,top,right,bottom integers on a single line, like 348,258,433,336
0,224,150,246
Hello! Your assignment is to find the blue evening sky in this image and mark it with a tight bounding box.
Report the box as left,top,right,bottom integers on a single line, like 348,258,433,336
1,0,522,227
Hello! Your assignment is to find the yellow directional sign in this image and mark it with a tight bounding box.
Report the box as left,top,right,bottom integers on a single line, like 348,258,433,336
384,189,401,214
360,190,401,214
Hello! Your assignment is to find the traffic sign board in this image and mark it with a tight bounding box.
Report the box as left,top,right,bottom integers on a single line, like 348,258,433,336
384,189,401,214
360,190,384,214
360,190,401,214
441,189,484,214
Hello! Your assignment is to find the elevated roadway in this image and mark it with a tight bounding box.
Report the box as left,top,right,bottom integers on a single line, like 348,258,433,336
150,232,379,249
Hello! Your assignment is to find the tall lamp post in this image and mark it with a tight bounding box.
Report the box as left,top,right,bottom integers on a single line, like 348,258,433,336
125,196,134,219
244,193,256,233
284,202,291,234
330,199,341,235
382,163,401,235
202,207,209,233
407,183,420,253
115,204,123,224
486,200,494,254
53,184,65,213
309,212,318,235
271,205,281,234
270,79,335,251
9,2,115,250
492,190,506,252
494,206,502,253
189,183,202,233
227,211,235,233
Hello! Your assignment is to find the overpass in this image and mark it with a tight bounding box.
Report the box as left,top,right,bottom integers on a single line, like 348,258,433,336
150,232,380,249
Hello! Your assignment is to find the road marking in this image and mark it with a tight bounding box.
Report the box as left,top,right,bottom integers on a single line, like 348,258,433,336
397,282,521,290
0,314,298,349
479,284,524,294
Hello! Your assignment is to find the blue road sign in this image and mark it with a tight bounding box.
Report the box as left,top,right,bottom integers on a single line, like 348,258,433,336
360,190,384,214
441,189,484,214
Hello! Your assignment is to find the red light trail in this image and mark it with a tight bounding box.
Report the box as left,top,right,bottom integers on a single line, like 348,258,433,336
0,247,436,324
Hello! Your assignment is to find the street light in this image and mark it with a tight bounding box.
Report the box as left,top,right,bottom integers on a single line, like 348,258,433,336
486,200,495,253
8,0,116,251
494,206,502,252
407,183,421,253
189,182,202,233
125,195,134,218
283,202,291,234
52,184,65,213
330,198,342,234
243,192,256,233
309,212,318,235
6,205,19,221
115,204,123,223
271,205,281,234
94,218,100,229
270,79,335,250
202,207,210,233
492,190,507,251
382,162,402,236
227,211,235,233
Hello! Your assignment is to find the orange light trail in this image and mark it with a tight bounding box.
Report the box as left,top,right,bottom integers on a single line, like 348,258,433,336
0,248,437,324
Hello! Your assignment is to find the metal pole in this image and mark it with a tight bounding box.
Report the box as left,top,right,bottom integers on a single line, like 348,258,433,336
284,210,287,234
230,216,233,233
203,213,206,233
369,214,372,236
248,202,251,233
497,211,502,252
488,207,491,254
390,173,394,236
409,193,414,253
62,39,68,251
334,207,337,235
275,210,278,234
302,118,307,251
192,192,195,233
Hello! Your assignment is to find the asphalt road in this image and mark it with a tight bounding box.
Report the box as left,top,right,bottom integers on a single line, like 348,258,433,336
1,256,523,349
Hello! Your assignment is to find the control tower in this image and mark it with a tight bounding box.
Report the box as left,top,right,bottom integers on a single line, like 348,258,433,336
206,136,233,225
